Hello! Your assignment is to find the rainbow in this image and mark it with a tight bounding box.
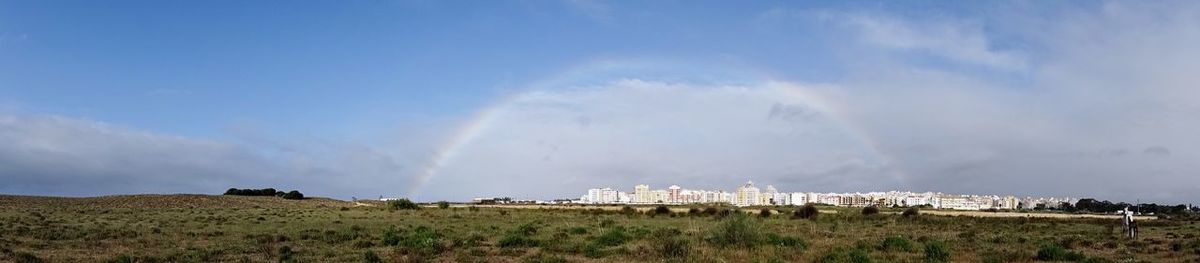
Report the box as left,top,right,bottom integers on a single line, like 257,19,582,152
405,62,907,198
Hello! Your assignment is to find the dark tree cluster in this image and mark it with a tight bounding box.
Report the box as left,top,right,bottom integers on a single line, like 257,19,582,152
223,188,305,200
1071,198,1193,215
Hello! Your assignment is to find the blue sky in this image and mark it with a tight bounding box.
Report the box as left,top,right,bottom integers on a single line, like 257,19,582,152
2,1,1198,203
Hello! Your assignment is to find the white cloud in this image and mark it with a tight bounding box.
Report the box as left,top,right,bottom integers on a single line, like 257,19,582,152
834,13,1028,71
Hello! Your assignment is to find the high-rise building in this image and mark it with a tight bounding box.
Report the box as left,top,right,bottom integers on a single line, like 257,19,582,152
668,185,682,204
634,184,651,204
735,181,761,206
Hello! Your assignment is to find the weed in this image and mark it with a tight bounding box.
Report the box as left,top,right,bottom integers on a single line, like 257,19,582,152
705,214,762,248
880,236,914,252
924,241,951,263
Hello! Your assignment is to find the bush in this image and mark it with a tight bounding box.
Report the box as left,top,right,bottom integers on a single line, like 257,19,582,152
499,234,540,248
653,205,672,216
705,214,763,248
861,206,880,216
363,251,381,263
223,188,279,196
880,236,914,252
817,249,871,263
653,228,691,259
849,249,872,263
924,241,951,263
387,199,420,210
760,208,772,218
281,190,304,200
795,204,819,219
1036,244,1086,261
902,207,920,217
702,207,719,216
436,201,449,209
381,227,401,246
687,207,701,216
621,206,636,215
278,246,295,263
396,226,444,256
594,227,632,247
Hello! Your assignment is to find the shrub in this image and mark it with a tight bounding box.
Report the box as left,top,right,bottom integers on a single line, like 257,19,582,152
849,249,872,263
795,204,819,220
702,207,719,216
281,190,304,200
567,227,589,235
224,188,280,196
861,206,880,216
653,205,672,216
817,249,871,263
705,214,763,248
880,236,914,252
498,234,539,248
760,208,772,218
397,226,444,256
583,242,607,258
363,251,381,263
1036,244,1086,261
468,206,480,212
387,199,420,210
594,227,632,247
902,207,920,217
382,227,401,246
688,207,701,216
436,201,450,209
652,228,691,259
278,246,295,263
924,241,951,263
621,206,636,215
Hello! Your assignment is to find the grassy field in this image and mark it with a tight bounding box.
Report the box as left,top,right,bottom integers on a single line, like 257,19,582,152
1,195,1198,263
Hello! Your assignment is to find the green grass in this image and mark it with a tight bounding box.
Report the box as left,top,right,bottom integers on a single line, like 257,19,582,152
1,195,1198,262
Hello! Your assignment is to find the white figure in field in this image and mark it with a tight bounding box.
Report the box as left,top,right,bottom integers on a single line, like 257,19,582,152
1122,206,1138,239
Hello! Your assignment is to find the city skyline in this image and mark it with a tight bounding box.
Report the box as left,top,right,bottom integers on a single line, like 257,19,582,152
573,181,1064,210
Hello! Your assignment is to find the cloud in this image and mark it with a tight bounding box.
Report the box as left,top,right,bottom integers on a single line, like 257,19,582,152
0,112,422,199
826,12,1028,72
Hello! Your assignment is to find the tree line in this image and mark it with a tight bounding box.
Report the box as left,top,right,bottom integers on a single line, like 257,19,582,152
1065,198,1194,215
223,188,304,200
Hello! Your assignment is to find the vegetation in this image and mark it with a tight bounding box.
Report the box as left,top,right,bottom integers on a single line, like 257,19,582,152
223,188,304,200
795,204,819,219
436,201,450,209
386,198,420,210
902,207,920,217
1,194,1197,262
861,206,880,216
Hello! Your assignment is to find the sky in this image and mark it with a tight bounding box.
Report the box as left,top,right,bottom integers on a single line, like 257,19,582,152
1,1,1198,203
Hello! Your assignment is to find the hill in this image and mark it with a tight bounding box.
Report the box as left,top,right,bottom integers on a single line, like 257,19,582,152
0,194,353,209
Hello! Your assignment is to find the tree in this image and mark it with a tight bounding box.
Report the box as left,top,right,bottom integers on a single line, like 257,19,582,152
861,206,880,216
902,207,920,217
794,204,819,220
436,201,450,209
282,190,304,200
388,199,420,210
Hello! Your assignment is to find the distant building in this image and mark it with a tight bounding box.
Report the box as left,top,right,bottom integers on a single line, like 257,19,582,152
735,181,761,207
